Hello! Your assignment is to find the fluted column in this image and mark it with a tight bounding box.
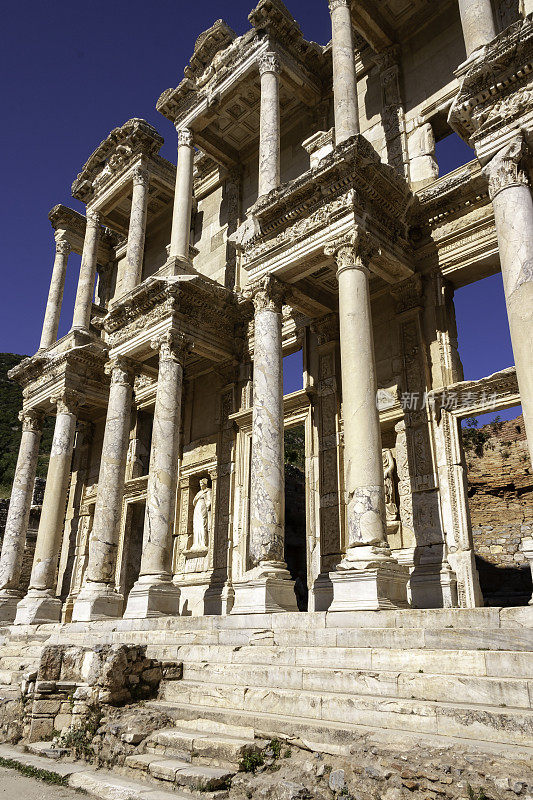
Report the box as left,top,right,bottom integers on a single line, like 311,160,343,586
458,0,496,57
258,52,281,197
121,167,150,296
0,411,43,621
39,234,71,350
484,136,533,457
72,209,101,331
72,358,135,621
15,392,80,625
232,276,297,614
169,129,194,263
125,331,189,618
324,232,408,610
329,0,359,145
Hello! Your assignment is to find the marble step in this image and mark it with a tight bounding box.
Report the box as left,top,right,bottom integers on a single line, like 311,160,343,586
163,643,533,677
125,752,235,790
158,679,533,745
179,661,532,708
147,723,265,766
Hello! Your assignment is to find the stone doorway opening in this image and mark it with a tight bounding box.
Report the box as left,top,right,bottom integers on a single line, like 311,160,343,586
284,424,307,610
121,500,146,610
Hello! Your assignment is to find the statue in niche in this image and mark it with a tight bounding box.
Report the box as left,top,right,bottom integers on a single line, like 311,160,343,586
191,478,212,550
382,449,399,523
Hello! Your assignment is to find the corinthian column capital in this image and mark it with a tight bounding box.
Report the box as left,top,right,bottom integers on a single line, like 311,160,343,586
86,208,102,228
325,228,379,277
259,51,281,77
484,135,530,201
151,330,192,364
132,166,150,189
177,128,194,148
104,357,137,386
54,232,72,256
52,389,84,416
245,275,286,313
329,0,350,11
19,409,43,433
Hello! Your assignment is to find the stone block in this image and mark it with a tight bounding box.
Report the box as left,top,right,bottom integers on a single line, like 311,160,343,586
329,564,409,612
231,577,298,615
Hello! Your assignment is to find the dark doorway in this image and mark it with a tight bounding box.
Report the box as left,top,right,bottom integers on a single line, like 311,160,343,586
284,425,307,610
122,501,145,606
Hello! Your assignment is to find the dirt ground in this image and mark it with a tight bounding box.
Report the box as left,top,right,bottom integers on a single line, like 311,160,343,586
0,766,81,800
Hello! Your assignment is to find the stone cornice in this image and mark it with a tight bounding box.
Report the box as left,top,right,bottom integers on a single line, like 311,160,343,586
185,19,238,82
448,15,533,154
72,118,164,204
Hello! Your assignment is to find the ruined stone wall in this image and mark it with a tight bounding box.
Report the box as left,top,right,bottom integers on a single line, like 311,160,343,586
465,414,532,604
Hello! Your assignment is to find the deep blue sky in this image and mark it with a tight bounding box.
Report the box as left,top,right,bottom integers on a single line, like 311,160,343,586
1,1,519,421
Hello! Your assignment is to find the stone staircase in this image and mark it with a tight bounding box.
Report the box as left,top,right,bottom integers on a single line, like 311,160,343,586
1,607,532,753
0,624,50,687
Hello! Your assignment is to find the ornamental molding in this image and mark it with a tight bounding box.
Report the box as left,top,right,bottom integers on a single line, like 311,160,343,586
178,128,194,148
105,356,137,386
19,409,44,433
483,134,530,200
54,234,72,256
448,16,533,145
390,274,424,314
328,0,350,11
72,118,164,204
52,388,85,415
132,166,150,189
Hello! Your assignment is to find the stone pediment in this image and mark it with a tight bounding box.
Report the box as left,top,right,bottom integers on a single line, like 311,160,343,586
185,19,238,81
72,118,164,203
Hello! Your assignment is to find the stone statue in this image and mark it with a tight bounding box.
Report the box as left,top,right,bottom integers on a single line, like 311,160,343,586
191,478,212,550
382,448,399,523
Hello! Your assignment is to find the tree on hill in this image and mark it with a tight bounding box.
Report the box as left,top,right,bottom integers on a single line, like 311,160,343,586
0,354,53,498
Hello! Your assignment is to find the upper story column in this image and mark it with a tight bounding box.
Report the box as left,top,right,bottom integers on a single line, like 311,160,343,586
232,276,298,615
72,357,136,621
324,232,408,611
484,135,533,458
329,0,360,145
14,391,80,625
457,0,496,57
39,232,71,350
0,410,43,622
125,331,190,618
258,52,281,197
169,128,195,263
71,209,101,332
121,166,150,295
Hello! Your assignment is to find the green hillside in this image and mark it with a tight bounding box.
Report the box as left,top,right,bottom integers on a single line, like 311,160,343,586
0,354,53,498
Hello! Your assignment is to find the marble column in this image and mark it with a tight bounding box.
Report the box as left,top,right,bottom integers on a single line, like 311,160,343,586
124,332,189,618
458,0,496,57
258,52,281,197
39,233,71,350
324,231,408,610
169,129,194,263
72,209,101,332
484,136,533,457
329,0,359,145
72,358,135,621
0,411,43,621
232,276,297,614
15,392,80,625
121,167,150,296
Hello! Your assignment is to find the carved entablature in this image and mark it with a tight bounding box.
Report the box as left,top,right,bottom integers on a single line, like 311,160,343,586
9,343,109,416
103,275,242,364
428,367,520,419
71,118,164,203
239,134,414,285
448,15,533,162
48,204,122,262
410,161,497,282
185,19,238,82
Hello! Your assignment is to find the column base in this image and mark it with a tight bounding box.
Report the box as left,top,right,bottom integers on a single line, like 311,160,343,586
123,577,180,619
14,590,62,625
71,584,124,622
0,590,22,623
329,548,409,611
231,563,298,614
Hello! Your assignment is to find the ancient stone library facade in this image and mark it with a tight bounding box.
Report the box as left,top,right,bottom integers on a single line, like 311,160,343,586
1,0,533,628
